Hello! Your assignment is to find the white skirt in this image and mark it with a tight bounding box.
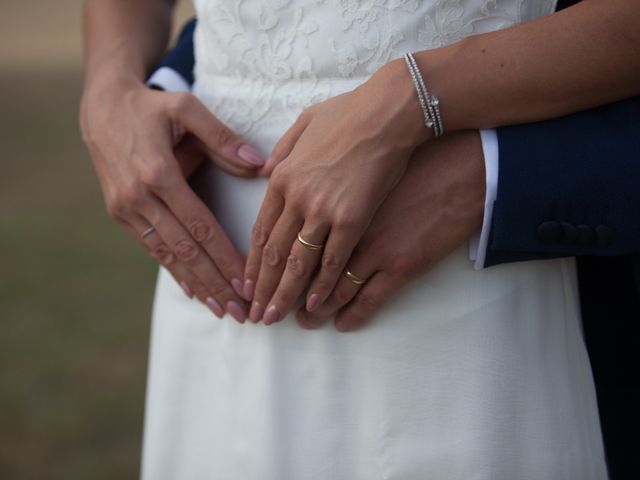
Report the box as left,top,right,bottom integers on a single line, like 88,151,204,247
141,167,606,480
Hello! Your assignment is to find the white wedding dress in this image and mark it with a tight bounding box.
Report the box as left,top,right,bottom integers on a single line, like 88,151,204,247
141,1,607,479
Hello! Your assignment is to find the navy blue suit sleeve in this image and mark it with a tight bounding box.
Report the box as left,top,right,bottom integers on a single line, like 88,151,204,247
486,97,640,267
150,18,197,87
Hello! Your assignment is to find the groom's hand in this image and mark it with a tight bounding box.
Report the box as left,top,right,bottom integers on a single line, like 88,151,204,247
296,131,486,332
80,75,266,322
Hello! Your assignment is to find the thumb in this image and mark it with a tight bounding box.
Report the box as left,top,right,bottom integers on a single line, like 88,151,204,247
169,93,266,173
261,107,314,176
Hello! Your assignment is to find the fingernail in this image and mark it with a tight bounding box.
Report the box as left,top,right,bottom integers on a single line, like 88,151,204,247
180,282,194,299
226,301,246,324
264,305,281,326
243,279,255,301
306,293,321,312
231,278,244,297
237,145,266,166
206,297,224,318
249,302,264,323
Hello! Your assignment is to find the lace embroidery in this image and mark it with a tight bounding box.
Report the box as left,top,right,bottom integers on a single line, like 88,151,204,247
194,0,553,137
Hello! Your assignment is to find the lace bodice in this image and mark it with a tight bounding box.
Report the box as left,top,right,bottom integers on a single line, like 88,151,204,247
193,0,557,139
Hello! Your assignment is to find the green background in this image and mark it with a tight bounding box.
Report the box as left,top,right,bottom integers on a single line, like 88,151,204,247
0,1,195,478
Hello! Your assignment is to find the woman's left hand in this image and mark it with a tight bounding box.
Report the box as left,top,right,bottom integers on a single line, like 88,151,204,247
245,59,429,324
296,130,486,332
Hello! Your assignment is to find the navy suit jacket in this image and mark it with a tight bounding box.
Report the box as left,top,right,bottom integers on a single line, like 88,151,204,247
153,12,639,479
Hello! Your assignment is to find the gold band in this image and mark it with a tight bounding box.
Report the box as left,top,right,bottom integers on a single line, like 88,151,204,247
345,269,366,286
297,232,324,251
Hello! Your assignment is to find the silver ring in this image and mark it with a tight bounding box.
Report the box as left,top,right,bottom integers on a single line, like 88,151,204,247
141,226,156,239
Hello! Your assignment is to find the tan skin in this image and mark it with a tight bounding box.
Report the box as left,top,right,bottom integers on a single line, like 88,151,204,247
295,131,486,332
248,0,640,325
81,0,267,322
83,0,640,327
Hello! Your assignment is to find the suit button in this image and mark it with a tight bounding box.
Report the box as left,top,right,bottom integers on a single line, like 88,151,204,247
537,221,563,244
595,225,614,247
560,222,578,244
577,225,595,245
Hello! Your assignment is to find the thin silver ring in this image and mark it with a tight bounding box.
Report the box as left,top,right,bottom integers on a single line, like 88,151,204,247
141,226,156,240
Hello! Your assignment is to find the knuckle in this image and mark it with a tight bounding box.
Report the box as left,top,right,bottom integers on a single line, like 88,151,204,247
251,220,268,247
210,124,234,148
174,239,199,262
270,167,288,193
139,162,173,191
105,199,125,219
118,185,145,210
189,221,214,243
321,253,343,272
152,244,176,266
332,286,353,306
286,254,306,279
333,212,361,231
390,254,418,277
356,291,379,313
262,244,282,268
306,201,326,220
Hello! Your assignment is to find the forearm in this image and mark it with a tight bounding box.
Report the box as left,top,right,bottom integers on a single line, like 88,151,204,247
414,0,640,130
83,0,175,89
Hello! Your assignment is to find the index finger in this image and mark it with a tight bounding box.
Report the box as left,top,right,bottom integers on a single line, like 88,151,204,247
158,173,247,297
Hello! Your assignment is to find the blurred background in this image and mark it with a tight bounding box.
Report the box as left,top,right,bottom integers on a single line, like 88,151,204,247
0,1,195,478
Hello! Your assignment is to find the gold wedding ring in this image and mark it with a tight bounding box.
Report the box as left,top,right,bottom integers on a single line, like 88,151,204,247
141,226,156,239
297,232,324,251
345,269,366,286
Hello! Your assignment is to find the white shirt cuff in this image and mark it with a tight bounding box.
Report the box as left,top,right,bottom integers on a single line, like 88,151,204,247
146,66,191,93
468,128,499,270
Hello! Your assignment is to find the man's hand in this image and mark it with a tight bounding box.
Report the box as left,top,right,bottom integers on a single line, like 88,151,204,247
80,75,265,322
295,131,486,332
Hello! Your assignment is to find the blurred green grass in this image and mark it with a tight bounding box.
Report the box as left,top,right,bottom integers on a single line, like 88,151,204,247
0,2,196,477
0,69,158,479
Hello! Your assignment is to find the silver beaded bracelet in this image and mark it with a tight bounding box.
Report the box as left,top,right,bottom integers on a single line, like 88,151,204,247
403,52,443,137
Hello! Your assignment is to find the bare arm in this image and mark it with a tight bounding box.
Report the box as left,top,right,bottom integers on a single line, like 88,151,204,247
242,0,640,323
80,0,266,322
414,0,640,131
83,0,174,89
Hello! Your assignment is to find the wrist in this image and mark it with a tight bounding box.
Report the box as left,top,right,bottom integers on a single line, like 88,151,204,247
83,70,146,105
368,58,434,148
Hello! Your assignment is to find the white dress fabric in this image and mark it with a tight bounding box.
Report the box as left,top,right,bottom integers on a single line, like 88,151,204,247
141,1,607,479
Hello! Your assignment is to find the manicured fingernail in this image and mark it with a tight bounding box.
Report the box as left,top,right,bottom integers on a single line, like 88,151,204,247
226,301,246,324
249,302,264,323
243,279,255,301
231,278,244,297
180,282,194,299
306,293,321,312
206,297,224,318
237,145,266,166
264,305,281,326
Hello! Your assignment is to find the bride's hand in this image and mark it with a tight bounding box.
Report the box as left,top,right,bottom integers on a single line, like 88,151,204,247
244,59,431,324
295,131,485,331
80,75,266,322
